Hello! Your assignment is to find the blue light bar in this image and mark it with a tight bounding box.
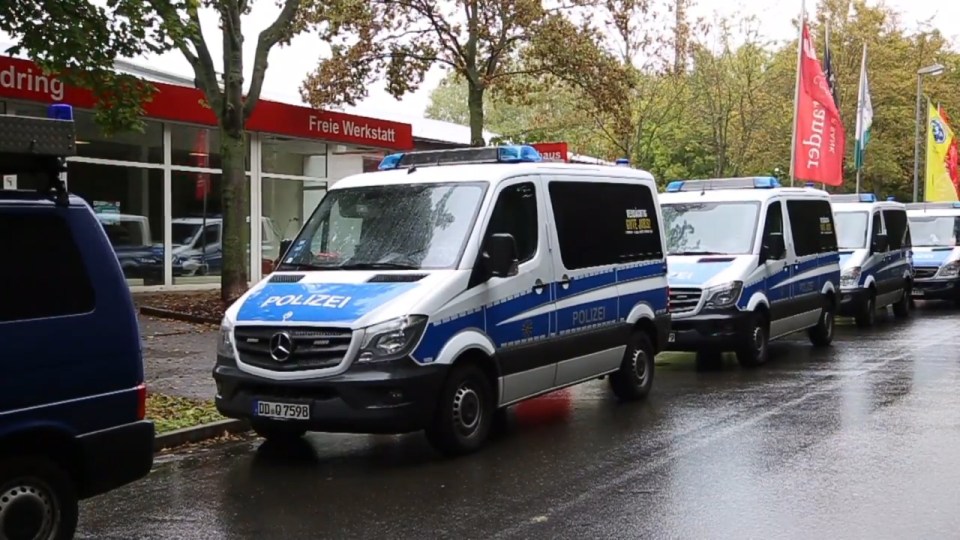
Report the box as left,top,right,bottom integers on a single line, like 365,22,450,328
665,176,781,193
377,145,542,170
887,196,896,201
378,153,404,170
47,103,73,121
805,182,816,188
831,193,877,203
615,158,630,166
859,193,876,202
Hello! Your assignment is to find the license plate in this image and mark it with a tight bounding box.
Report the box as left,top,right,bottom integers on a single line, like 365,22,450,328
668,332,676,343
254,401,310,420
912,289,924,297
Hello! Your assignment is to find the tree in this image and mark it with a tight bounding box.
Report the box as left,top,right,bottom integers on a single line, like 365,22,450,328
301,0,629,147
1,0,322,303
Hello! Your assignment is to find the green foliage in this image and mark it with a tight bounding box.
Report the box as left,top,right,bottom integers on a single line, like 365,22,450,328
426,0,960,197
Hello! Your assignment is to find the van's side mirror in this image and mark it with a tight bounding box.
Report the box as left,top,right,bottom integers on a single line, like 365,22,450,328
762,233,786,261
872,234,889,253
483,233,519,278
277,239,293,263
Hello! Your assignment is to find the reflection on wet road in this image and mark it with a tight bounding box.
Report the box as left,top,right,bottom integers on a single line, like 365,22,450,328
79,307,960,539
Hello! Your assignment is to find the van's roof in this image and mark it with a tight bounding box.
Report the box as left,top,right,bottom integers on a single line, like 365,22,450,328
331,162,657,191
0,190,87,207
833,200,906,212
659,186,830,204
906,202,960,217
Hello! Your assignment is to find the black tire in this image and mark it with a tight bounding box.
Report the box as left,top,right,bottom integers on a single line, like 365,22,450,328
608,331,656,401
893,285,911,318
695,350,723,371
854,290,876,327
808,299,836,347
425,362,494,457
735,313,769,368
0,456,78,540
252,421,307,443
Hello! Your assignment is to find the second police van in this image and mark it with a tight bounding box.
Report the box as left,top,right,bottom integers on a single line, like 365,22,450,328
830,193,913,325
907,201,960,305
213,145,670,455
659,177,840,369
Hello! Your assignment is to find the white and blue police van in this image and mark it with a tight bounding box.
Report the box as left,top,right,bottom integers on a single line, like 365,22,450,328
830,193,913,325
213,145,670,456
906,201,960,305
659,177,840,369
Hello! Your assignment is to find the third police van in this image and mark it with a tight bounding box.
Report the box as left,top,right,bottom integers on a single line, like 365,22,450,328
830,193,913,326
213,145,670,456
907,201,960,305
660,177,840,369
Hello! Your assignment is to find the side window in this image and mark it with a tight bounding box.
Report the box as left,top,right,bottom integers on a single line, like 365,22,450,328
549,180,663,270
202,224,220,246
761,201,785,259
0,211,96,322
485,182,538,263
870,212,884,251
883,210,909,250
786,199,837,256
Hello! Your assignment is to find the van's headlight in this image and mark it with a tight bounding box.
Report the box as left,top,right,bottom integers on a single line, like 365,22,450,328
217,317,236,359
357,315,428,363
841,267,862,288
704,281,743,309
937,261,960,279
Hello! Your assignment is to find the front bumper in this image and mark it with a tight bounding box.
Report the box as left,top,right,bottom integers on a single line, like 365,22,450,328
913,277,960,301
76,420,155,499
665,309,754,352
839,287,870,316
213,356,448,435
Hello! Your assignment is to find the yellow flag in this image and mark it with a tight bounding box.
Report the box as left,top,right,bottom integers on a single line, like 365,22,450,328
925,101,959,202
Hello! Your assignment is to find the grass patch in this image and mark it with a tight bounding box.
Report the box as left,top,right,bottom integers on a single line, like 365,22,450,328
147,393,225,434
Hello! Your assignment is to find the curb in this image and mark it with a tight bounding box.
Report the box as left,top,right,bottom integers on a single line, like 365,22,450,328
140,305,220,326
154,419,251,451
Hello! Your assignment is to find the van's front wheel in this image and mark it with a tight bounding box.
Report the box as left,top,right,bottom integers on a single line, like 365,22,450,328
426,362,494,457
609,331,656,401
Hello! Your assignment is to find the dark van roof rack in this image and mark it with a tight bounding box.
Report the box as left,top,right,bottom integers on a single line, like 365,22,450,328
0,104,77,206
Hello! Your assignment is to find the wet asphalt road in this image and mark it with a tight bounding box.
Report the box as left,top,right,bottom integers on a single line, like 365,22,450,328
78,305,960,539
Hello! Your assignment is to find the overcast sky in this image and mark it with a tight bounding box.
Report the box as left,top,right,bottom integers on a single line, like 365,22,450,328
4,0,959,121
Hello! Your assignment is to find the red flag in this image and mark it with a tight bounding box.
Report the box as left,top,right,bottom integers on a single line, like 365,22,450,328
794,24,846,186
193,129,211,201
940,107,960,193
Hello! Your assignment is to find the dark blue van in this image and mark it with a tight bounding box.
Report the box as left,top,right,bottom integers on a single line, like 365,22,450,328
0,106,154,539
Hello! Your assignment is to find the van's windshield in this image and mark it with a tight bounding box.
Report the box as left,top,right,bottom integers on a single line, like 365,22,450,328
279,182,487,271
908,215,960,247
662,201,759,255
834,211,869,250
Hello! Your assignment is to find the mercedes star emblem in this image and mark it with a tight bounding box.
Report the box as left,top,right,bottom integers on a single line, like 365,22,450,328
269,332,294,362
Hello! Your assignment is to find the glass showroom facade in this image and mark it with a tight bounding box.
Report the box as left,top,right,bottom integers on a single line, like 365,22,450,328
0,54,414,289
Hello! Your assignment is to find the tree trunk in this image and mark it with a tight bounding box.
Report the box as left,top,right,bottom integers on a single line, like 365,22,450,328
220,130,248,304
467,82,485,147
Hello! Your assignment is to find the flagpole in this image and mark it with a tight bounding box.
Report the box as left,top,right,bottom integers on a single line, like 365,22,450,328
823,21,829,191
855,44,866,194
788,0,806,187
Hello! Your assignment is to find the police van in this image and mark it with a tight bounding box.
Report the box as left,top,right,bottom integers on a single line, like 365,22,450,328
906,201,960,305
213,145,670,456
831,193,913,325
659,177,840,369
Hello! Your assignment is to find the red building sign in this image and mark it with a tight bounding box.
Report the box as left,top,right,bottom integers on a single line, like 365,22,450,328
0,55,414,151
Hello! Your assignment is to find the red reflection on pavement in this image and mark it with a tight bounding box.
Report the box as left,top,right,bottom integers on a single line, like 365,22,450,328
513,388,573,427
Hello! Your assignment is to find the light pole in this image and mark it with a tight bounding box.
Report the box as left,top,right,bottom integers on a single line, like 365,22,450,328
913,63,946,202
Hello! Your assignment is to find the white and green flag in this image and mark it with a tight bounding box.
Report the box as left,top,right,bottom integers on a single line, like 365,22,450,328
854,44,873,169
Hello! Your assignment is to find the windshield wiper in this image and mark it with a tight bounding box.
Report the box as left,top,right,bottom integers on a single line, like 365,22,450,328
670,250,725,256
336,262,420,270
277,262,340,271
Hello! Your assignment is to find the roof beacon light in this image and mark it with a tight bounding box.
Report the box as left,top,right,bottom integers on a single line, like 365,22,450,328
377,144,543,171
805,182,816,188
665,176,781,193
887,196,896,201
47,103,73,121
831,193,877,203
615,158,630,167
859,193,877,202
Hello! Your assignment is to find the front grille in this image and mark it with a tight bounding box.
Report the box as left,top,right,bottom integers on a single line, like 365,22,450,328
669,287,702,315
234,326,352,371
915,267,939,279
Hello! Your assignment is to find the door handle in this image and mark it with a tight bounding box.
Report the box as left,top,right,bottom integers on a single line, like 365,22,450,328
532,279,546,294
559,274,572,289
